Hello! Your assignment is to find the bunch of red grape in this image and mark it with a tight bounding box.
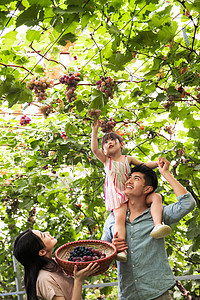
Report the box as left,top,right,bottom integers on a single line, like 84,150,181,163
59,72,81,103
68,245,106,262
163,95,174,109
88,109,101,119
20,115,31,125
100,118,116,133
39,105,53,118
96,76,115,99
27,77,54,101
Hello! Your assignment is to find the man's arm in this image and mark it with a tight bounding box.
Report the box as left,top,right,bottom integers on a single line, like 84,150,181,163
101,214,114,243
158,157,187,197
158,158,196,224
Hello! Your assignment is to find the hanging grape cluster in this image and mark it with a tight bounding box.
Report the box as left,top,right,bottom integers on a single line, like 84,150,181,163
27,77,54,101
20,115,31,125
96,76,115,99
59,72,81,103
100,118,116,133
88,109,101,119
39,105,53,118
163,95,174,110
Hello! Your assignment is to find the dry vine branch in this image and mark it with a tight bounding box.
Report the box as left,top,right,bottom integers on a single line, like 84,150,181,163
0,62,34,75
29,42,67,70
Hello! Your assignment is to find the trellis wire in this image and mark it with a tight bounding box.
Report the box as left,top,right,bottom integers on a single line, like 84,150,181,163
0,0,23,38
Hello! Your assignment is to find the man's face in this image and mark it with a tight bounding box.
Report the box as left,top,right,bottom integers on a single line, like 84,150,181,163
125,172,147,197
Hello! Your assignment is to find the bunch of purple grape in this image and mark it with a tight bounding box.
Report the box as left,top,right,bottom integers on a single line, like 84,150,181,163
59,72,81,103
68,245,106,262
27,77,54,101
100,119,116,133
20,115,31,126
96,76,115,99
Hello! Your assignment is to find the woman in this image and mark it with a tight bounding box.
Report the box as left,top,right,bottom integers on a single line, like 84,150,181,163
13,229,100,300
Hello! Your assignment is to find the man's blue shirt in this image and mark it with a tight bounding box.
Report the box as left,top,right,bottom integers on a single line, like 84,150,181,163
101,192,196,300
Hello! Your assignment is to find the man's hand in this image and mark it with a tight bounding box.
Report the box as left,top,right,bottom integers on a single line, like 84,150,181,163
158,157,170,176
112,232,128,253
158,157,188,197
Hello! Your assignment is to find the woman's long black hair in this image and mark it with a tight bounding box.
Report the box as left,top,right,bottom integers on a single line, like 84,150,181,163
13,229,58,300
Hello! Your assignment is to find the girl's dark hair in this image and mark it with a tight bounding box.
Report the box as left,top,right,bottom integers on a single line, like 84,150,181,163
101,132,124,150
131,164,158,193
13,229,58,300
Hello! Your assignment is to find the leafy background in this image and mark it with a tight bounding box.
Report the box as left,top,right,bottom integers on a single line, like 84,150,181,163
0,0,200,298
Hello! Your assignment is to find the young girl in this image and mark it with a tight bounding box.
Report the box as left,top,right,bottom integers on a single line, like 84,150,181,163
91,120,171,262
13,229,100,300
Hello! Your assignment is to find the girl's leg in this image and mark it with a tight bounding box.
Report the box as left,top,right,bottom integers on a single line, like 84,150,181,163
146,193,163,226
146,193,172,239
113,202,127,240
113,203,127,262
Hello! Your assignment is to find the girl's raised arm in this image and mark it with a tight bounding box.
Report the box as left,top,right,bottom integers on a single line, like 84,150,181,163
128,156,158,169
91,120,107,164
128,156,144,166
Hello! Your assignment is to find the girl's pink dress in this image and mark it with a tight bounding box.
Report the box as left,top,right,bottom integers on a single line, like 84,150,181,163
104,155,131,211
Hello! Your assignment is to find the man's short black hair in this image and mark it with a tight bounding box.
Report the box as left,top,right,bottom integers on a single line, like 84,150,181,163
130,164,158,192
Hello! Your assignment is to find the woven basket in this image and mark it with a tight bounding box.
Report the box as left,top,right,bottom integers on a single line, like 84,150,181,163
55,240,117,276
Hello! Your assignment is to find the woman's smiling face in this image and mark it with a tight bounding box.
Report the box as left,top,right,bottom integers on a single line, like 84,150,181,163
32,230,57,256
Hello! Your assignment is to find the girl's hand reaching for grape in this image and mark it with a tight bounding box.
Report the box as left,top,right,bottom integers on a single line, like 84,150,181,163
91,119,101,131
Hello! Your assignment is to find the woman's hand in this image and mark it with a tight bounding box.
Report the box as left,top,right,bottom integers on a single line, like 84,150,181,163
72,263,100,300
73,262,100,282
